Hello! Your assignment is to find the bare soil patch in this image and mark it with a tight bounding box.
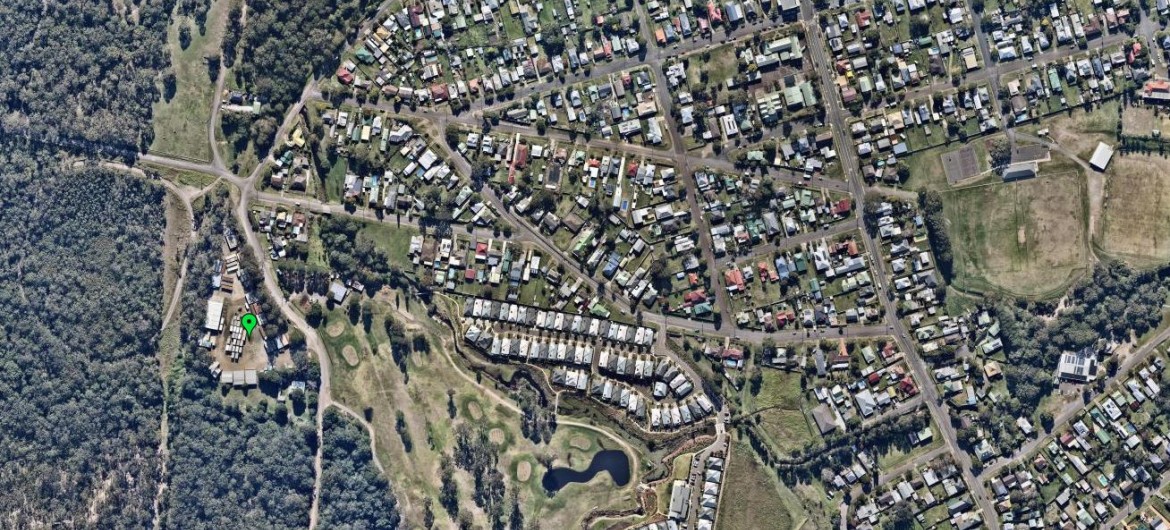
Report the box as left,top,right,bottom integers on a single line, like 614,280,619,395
569,436,593,451
489,428,505,444
516,460,532,482
325,320,345,337
341,345,360,367
467,401,483,420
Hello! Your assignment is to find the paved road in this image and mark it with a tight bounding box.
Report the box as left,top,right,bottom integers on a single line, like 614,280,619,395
799,0,1001,523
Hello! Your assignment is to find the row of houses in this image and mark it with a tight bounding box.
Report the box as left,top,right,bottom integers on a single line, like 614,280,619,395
463,297,657,347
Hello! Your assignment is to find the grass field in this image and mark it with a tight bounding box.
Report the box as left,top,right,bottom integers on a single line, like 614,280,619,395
1098,153,1170,265
1121,105,1170,137
150,0,232,161
142,162,219,189
716,441,802,530
1032,99,1119,161
943,155,1089,299
905,136,996,191
317,292,638,528
743,369,817,456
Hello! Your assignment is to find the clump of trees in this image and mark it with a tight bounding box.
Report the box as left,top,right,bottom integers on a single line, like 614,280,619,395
995,261,1169,409
918,190,954,281
318,218,408,292
319,409,402,528
234,0,378,124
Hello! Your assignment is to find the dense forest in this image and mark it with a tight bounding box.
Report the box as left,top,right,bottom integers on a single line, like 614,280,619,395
319,409,402,529
163,190,318,529
0,146,166,527
232,0,377,128
0,0,174,153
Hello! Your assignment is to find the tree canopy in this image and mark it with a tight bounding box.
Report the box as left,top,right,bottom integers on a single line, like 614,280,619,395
319,409,402,529
0,146,166,527
0,0,173,152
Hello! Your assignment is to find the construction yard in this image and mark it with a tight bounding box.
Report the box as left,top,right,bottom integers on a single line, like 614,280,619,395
943,155,1090,299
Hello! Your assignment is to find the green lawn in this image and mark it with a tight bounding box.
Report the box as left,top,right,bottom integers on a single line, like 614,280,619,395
150,0,232,161
745,369,817,455
324,157,348,203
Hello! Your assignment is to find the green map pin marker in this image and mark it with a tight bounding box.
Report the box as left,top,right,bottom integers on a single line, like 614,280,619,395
240,313,258,337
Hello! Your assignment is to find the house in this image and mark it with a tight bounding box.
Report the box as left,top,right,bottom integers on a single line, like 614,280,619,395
1142,78,1170,104
329,280,350,304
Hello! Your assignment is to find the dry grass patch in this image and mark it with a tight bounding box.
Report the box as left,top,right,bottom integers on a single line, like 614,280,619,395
466,400,483,420
1039,100,1119,160
516,460,532,482
1121,105,1170,137
341,345,359,367
325,320,345,337
944,156,1089,298
716,441,796,530
151,0,233,160
1099,153,1170,265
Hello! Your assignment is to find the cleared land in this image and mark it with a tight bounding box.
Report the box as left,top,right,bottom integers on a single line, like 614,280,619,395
944,154,1089,298
150,0,231,161
1121,105,1170,138
716,441,802,530
1098,153,1170,264
1034,99,1119,161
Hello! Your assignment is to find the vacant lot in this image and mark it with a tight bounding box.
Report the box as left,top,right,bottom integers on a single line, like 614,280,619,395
1121,105,1170,138
744,369,816,456
944,155,1089,298
1035,99,1119,161
716,441,801,530
1098,153,1170,265
151,0,232,160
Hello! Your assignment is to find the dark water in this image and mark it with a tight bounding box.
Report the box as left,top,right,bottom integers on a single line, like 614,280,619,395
541,449,631,492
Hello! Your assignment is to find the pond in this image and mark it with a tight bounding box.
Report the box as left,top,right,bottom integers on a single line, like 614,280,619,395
541,449,631,493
